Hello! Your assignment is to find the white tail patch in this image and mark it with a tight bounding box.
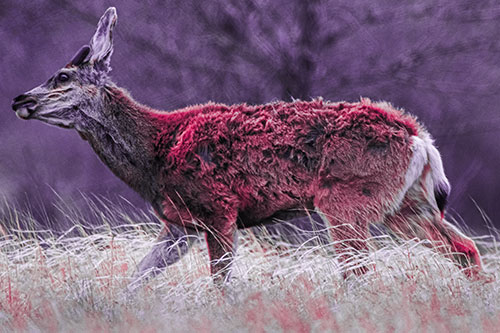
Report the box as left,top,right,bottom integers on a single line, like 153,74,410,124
390,136,428,213
423,136,450,194
392,133,450,215
422,133,451,213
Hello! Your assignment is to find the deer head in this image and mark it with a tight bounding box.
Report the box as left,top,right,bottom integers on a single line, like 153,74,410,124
11,7,118,130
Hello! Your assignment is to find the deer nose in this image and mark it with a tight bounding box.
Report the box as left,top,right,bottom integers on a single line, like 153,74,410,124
12,94,37,111
12,94,38,119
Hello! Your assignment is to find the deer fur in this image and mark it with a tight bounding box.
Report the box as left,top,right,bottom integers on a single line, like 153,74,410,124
12,8,488,287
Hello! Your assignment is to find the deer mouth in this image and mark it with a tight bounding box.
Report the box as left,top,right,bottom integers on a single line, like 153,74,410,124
12,97,74,129
13,100,37,120
15,106,75,129
16,107,35,120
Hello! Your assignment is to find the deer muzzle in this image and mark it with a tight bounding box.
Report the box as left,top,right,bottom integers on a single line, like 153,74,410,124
12,94,38,119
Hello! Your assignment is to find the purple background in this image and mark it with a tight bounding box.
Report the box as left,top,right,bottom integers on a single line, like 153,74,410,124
1,1,499,233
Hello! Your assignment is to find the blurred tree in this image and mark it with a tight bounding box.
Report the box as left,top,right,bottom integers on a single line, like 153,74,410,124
1,0,500,232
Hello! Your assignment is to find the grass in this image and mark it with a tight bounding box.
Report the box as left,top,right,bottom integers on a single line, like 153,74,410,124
0,201,499,332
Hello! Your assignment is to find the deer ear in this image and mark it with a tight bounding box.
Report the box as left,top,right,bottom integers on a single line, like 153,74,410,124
89,7,117,70
67,45,91,67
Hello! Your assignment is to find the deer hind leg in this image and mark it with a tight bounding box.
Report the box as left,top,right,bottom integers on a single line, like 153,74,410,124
382,145,487,281
384,192,487,280
436,218,485,279
243,205,327,251
314,183,387,278
128,224,198,292
373,133,485,279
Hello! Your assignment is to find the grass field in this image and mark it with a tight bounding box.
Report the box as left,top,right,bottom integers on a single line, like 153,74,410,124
0,202,499,332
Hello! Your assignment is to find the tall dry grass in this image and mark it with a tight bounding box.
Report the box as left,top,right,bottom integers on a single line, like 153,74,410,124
0,200,499,332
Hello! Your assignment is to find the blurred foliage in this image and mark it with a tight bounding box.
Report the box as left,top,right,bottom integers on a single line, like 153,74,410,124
1,0,500,231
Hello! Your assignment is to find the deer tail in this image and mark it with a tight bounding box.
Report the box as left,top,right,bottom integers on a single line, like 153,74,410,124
423,135,451,217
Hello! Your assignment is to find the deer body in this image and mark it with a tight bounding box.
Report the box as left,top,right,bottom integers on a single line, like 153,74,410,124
12,8,487,285
91,85,417,231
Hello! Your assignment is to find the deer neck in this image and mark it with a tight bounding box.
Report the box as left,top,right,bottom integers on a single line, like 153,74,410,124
78,85,164,202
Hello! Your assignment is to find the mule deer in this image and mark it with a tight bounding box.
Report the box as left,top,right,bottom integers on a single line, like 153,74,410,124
12,8,488,286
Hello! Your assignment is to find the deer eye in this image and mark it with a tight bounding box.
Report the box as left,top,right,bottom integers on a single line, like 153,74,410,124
57,72,70,83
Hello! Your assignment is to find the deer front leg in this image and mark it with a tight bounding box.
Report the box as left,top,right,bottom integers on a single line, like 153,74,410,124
128,224,198,292
205,225,238,285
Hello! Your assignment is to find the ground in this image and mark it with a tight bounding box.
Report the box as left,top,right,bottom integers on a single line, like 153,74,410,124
0,205,499,332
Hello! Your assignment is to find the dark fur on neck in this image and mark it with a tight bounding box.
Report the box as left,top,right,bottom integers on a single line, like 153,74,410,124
80,86,166,202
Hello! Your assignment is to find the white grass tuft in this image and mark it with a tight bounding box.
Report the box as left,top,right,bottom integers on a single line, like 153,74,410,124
0,204,499,331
